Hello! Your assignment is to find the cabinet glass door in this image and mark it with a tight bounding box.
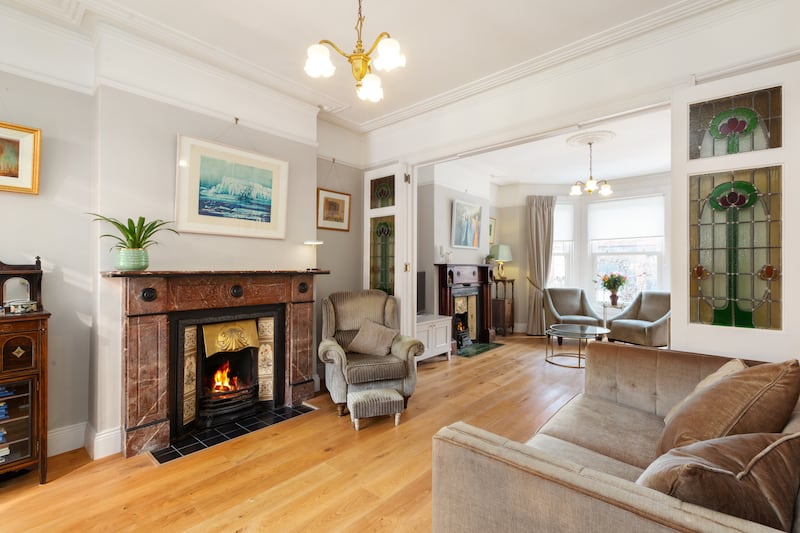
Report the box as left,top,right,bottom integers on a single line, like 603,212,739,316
0,379,33,465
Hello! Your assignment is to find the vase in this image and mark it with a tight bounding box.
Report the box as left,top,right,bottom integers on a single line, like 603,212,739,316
115,248,149,271
609,290,618,306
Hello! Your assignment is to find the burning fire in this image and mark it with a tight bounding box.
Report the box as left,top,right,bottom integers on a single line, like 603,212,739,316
212,361,239,392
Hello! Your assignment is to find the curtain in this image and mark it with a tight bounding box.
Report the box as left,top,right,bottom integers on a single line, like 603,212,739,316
526,196,555,335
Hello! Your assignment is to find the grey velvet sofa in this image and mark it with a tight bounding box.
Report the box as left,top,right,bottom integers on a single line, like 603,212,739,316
433,342,799,532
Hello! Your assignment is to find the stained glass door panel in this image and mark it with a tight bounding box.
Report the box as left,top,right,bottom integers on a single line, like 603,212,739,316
369,215,395,295
689,166,781,329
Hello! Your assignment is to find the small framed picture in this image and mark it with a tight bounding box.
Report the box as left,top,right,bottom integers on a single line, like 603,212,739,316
489,217,497,244
316,188,351,231
0,121,41,195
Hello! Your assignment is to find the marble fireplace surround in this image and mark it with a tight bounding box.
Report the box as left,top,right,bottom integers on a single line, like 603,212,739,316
102,269,328,457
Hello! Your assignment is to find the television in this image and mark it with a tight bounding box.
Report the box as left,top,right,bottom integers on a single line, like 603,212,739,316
416,271,426,315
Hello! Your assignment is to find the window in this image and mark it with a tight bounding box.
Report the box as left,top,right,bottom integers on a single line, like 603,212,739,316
547,204,573,288
588,196,665,303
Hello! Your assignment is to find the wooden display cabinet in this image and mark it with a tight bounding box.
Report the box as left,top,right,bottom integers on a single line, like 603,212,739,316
0,258,49,484
492,279,515,336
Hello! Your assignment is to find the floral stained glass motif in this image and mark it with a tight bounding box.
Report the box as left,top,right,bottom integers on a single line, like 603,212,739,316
369,215,395,295
370,175,395,209
688,167,781,330
688,86,781,159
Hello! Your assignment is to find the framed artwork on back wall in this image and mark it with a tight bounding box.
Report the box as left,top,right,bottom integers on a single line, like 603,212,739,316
451,200,482,249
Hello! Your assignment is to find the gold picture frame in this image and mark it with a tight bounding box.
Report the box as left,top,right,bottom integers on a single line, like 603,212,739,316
316,187,351,231
0,121,41,195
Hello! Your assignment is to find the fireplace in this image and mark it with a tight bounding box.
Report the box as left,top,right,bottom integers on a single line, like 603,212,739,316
170,307,286,438
104,269,327,457
436,264,494,344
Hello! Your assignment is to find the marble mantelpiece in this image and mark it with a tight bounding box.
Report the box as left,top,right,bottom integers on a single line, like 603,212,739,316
102,269,329,457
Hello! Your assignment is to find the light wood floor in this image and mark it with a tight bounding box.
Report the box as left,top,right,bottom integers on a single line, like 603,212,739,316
0,335,584,532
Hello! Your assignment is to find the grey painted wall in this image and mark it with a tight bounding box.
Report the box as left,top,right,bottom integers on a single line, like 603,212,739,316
0,71,94,438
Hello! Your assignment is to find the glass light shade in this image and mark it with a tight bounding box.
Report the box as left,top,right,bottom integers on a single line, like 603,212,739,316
584,176,598,193
373,38,406,72
304,44,335,78
599,181,613,196
357,73,383,102
490,244,512,263
569,183,583,196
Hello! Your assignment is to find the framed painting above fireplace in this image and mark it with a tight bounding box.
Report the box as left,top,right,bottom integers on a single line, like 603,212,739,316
175,135,289,239
451,200,482,249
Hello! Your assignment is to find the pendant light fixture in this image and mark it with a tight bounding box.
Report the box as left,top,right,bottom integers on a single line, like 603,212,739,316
304,0,406,102
567,131,614,196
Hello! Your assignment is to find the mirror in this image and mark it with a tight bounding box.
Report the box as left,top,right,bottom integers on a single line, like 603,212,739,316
4,277,31,304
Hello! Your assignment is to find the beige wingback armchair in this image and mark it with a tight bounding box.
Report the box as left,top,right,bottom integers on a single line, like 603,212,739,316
318,289,424,416
607,290,671,347
543,287,603,328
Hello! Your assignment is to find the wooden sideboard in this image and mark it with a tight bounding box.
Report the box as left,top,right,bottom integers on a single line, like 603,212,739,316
0,258,49,483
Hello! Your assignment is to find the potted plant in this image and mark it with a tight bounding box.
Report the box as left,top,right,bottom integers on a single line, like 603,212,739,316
90,213,179,271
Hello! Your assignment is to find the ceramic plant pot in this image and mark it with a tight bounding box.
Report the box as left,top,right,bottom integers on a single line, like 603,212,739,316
115,248,149,271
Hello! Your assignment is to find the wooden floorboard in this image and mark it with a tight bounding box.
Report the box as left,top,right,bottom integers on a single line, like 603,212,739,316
0,335,584,532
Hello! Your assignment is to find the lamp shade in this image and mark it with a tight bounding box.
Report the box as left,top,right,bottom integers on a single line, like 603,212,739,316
490,244,512,263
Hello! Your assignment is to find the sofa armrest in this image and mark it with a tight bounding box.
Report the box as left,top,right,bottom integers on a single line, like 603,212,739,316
433,422,778,533
584,342,730,417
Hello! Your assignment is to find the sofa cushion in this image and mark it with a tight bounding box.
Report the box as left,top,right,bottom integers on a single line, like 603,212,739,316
663,358,748,425
526,433,644,481
537,393,664,469
638,432,800,531
347,319,398,356
657,360,800,455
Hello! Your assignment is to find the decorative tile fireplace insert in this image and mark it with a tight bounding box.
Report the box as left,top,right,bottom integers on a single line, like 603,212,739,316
103,269,328,457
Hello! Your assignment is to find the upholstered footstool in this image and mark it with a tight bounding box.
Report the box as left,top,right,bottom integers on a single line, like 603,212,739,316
346,388,404,431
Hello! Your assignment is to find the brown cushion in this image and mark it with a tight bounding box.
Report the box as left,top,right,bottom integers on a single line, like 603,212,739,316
347,319,398,356
664,358,748,425
638,433,800,531
657,359,800,455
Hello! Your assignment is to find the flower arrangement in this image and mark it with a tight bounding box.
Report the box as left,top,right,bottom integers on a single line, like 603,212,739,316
598,272,627,292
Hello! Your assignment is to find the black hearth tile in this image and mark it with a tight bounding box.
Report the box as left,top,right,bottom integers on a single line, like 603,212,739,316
176,441,207,455
214,422,241,434
293,404,315,414
255,412,284,425
197,433,229,447
172,435,200,449
272,406,296,417
193,428,222,440
238,416,263,427
241,419,269,431
220,426,248,439
152,448,182,464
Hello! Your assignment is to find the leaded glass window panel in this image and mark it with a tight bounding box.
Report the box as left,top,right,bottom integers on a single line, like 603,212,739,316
689,166,781,329
369,215,395,295
370,175,395,209
689,86,781,159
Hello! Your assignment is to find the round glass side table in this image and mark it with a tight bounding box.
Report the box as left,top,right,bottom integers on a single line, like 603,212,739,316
545,324,610,369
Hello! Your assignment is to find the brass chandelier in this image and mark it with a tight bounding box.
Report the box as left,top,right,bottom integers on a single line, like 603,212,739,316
304,0,406,102
567,131,614,197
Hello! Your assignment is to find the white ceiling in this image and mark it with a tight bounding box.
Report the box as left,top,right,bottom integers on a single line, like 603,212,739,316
7,0,723,183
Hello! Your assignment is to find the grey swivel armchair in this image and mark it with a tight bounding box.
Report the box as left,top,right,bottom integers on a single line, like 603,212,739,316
543,287,603,344
318,289,424,416
607,291,671,347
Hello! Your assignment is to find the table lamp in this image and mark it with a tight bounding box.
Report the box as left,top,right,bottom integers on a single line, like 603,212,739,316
490,244,512,279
